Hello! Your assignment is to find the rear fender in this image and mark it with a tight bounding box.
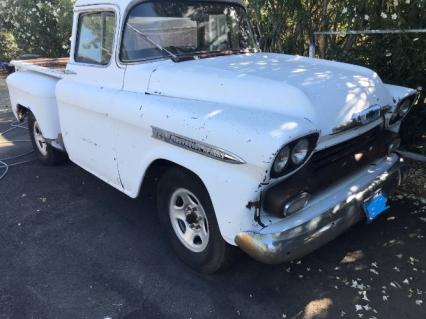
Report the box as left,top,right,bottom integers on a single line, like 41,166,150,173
6,71,61,140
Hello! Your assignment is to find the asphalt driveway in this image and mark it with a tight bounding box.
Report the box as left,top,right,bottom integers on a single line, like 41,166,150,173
0,78,425,319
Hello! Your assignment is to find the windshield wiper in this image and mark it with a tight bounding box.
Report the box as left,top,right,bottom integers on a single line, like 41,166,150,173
185,48,258,58
126,23,181,62
195,48,259,57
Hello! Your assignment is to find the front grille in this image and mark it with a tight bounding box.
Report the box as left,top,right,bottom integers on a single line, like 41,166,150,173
311,129,378,172
263,125,392,216
310,125,384,174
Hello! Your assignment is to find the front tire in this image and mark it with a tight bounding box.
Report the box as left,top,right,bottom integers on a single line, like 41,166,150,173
157,168,236,274
28,112,67,165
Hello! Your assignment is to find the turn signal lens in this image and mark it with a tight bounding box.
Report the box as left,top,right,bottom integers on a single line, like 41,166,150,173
283,192,311,217
291,138,309,164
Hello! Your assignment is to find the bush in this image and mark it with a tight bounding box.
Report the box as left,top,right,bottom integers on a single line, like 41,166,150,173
325,32,426,154
0,0,75,57
0,31,19,61
247,0,426,153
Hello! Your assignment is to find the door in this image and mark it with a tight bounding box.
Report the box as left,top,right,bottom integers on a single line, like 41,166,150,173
57,5,125,188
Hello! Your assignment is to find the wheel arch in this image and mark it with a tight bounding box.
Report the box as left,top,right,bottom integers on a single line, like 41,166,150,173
139,158,209,201
131,152,262,245
15,103,30,121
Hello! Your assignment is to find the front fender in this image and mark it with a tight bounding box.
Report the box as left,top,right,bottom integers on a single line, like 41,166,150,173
107,90,317,244
384,83,417,105
116,136,265,245
383,83,418,132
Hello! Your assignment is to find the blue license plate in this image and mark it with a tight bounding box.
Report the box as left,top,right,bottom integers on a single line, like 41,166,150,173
363,192,389,223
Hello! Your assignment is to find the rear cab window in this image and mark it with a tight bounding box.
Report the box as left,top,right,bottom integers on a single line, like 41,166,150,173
75,11,116,65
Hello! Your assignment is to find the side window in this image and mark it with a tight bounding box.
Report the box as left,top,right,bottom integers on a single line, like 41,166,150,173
75,12,116,65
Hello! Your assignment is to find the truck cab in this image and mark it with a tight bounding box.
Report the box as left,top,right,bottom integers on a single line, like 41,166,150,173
6,0,418,273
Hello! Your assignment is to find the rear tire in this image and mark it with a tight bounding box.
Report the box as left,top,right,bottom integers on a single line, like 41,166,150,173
28,112,67,166
157,167,237,274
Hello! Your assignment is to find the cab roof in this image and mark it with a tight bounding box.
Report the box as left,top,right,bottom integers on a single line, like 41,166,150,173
75,0,245,10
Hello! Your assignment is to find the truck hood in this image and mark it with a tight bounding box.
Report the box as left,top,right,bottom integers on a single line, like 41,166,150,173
147,53,393,136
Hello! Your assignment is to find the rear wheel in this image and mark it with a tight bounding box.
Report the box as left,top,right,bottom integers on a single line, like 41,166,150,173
28,112,67,165
157,167,237,273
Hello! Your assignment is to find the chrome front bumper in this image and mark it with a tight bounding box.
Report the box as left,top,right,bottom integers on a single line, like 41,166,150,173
235,154,406,264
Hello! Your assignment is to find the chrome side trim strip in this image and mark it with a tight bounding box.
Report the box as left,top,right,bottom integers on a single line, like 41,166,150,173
151,126,246,164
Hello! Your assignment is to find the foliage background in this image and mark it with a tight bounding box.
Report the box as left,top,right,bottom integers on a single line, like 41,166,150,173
0,0,424,152
247,0,425,153
0,0,74,57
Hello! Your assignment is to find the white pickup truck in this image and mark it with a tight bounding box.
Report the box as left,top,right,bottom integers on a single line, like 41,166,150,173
7,0,418,273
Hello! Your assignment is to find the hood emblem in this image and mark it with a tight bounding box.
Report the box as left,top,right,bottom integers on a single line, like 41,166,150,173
332,104,389,135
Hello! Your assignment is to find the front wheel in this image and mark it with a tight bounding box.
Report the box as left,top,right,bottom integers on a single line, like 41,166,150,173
28,112,67,165
157,168,237,274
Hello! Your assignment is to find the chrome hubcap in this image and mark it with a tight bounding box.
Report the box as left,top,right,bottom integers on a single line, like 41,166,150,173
33,121,47,156
169,188,209,253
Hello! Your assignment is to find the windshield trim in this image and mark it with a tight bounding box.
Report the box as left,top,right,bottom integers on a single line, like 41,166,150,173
118,0,254,65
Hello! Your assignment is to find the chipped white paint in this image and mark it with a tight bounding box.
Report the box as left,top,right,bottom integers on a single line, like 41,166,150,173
5,0,417,245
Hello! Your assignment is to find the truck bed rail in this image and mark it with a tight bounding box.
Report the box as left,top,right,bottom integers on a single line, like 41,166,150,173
11,58,69,79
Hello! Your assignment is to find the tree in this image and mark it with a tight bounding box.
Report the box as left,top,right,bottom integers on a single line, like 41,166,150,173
0,31,19,61
0,0,75,58
246,0,426,152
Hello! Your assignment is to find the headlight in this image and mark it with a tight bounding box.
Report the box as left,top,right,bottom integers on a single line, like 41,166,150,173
271,133,319,178
291,138,309,164
273,146,290,173
389,95,416,125
398,99,411,117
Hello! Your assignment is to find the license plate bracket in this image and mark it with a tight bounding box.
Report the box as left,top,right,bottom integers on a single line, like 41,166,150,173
363,192,389,223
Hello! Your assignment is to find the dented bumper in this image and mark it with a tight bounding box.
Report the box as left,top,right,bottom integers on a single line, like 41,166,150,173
235,154,406,264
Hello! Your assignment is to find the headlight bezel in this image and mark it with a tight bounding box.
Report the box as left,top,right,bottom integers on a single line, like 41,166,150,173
388,94,417,126
271,133,320,178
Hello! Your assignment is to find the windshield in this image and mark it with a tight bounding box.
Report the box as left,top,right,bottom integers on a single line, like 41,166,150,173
120,1,258,62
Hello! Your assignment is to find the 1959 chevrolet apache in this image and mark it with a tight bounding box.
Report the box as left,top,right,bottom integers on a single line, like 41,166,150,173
6,0,418,273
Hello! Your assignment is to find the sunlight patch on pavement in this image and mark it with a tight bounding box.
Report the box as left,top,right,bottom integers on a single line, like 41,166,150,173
303,298,333,319
341,250,365,264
